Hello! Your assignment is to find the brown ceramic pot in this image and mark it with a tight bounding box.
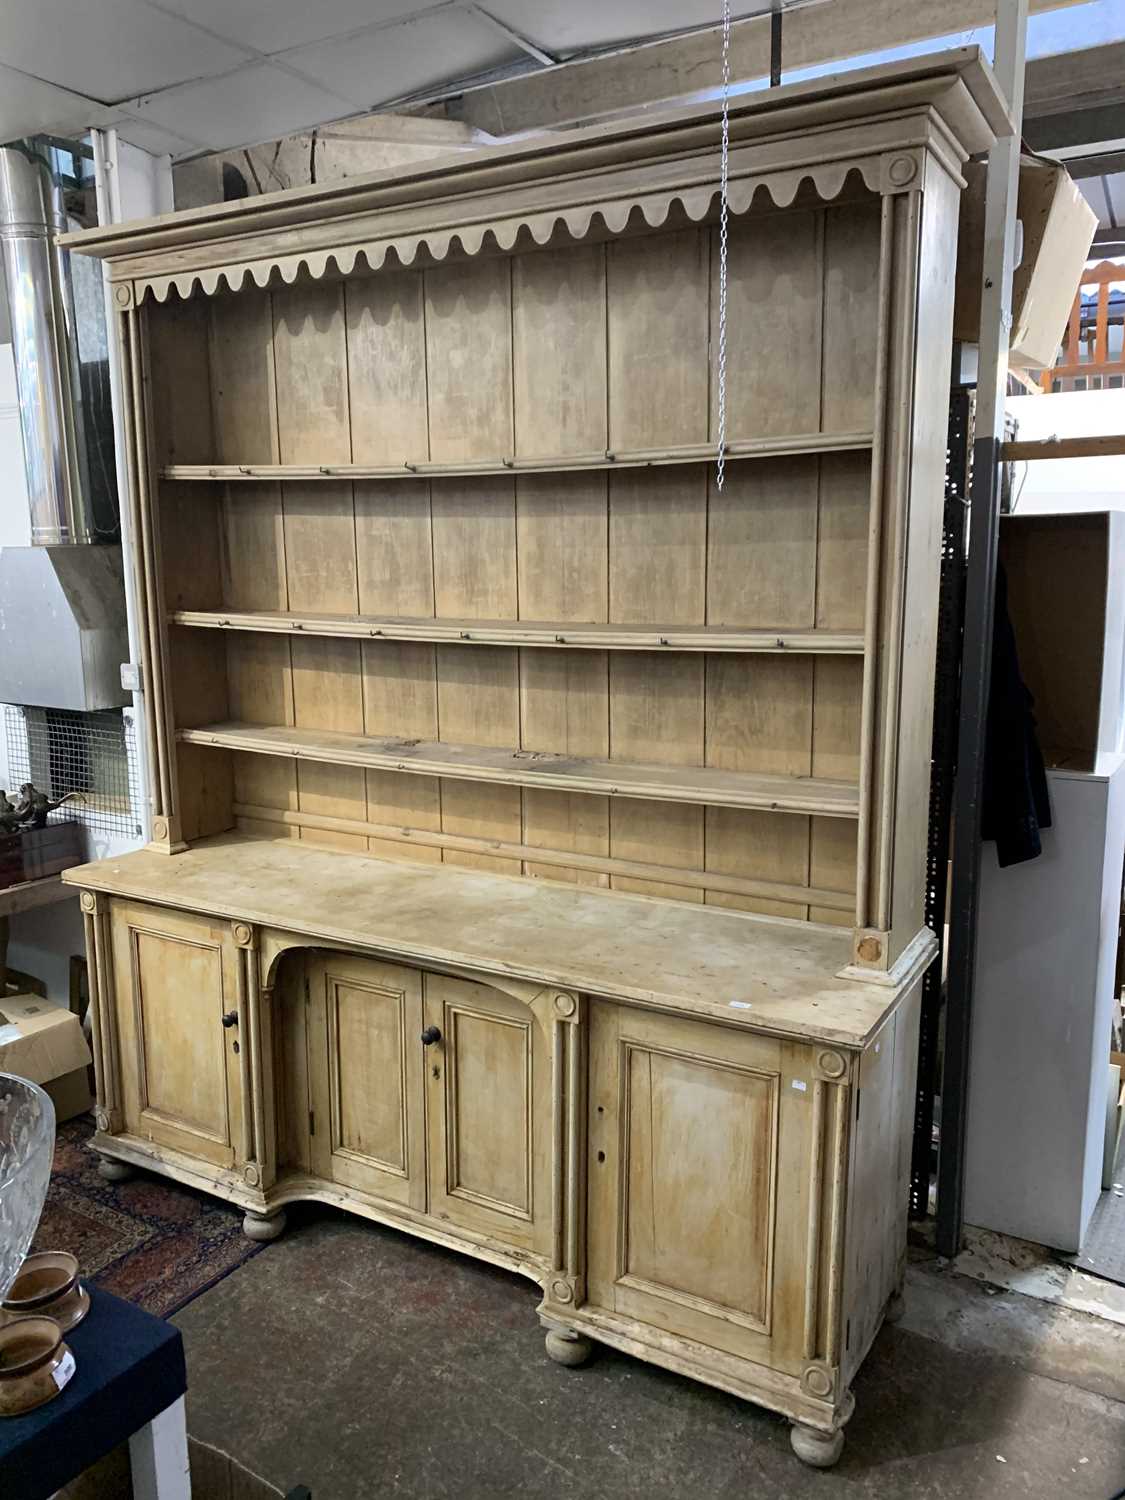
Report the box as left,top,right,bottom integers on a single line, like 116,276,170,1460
2,1251,89,1334
0,1316,75,1416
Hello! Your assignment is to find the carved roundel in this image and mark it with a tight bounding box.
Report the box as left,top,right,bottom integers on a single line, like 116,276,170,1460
553,992,577,1018
888,154,918,187
151,817,169,842
232,921,253,947
243,1162,261,1187
817,1049,847,1080
802,1364,834,1399
79,891,97,913
113,284,133,308
550,1279,574,1305
94,1108,110,1132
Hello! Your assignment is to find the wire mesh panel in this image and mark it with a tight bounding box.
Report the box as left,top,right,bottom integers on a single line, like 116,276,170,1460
3,705,141,839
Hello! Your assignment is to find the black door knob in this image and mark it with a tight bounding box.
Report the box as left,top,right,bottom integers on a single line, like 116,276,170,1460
420,1025,442,1046
221,1010,239,1029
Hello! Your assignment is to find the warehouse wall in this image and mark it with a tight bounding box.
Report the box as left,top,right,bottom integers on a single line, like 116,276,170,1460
0,134,171,1006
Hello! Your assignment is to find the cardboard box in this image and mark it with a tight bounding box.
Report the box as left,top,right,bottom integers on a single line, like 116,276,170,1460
954,155,1098,368
0,994,93,1122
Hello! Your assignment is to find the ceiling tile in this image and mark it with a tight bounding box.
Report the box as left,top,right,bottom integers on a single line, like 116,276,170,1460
110,114,204,157
285,10,520,110
0,64,102,142
0,0,250,103
125,62,355,151
153,0,429,56
481,0,787,58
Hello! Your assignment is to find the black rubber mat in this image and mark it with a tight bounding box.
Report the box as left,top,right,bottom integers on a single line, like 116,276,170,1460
1070,1135,1125,1286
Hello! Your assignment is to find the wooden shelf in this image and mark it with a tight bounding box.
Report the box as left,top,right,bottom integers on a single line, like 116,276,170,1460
159,429,874,483
178,722,860,818
171,609,864,655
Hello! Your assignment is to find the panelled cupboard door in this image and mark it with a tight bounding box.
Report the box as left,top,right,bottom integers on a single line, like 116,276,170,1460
111,901,245,1168
423,973,549,1254
304,953,425,1210
587,1002,817,1374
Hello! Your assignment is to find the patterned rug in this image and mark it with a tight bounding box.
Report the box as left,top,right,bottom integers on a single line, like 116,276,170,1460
34,1115,266,1316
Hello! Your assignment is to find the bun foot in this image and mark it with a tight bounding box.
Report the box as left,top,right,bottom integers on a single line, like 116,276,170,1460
545,1328,593,1368
790,1422,844,1469
97,1156,135,1183
242,1209,286,1242
884,1288,906,1325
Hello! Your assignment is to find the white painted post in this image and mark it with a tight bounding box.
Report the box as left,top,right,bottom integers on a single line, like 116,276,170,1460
128,1395,192,1500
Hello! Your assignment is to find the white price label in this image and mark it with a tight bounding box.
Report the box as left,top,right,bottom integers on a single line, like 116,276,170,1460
52,1347,76,1392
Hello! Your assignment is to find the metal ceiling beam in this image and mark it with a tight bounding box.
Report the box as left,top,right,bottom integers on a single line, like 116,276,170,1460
1025,102,1125,153
1063,148,1125,180
447,0,1076,134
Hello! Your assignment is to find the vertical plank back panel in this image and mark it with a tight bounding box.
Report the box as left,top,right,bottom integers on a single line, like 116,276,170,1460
272,281,363,848
520,650,610,884
347,268,435,858
609,468,707,625
712,208,822,438
607,229,709,448
423,257,519,867
821,202,881,433
346,270,429,463
609,651,705,901
516,473,608,624
226,633,296,839
355,481,434,618
209,286,295,829
273,282,352,463
209,290,286,614
185,207,884,915
513,244,607,456
436,641,522,874
148,298,229,835
362,640,442,862
210,289,279,464
291,637,367,850
424,258,513,462
605,228,709,893
516,464,610,880
707,460,818,628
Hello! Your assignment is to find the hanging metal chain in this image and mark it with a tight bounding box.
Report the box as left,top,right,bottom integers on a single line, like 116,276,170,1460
715,0,732,492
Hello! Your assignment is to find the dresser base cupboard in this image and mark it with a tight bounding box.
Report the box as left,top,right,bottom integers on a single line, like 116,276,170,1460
65,51,1006,1466
74,837,927,1464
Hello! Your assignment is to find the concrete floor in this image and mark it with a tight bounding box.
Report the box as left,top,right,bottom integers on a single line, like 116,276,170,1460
174,1206,1125,1499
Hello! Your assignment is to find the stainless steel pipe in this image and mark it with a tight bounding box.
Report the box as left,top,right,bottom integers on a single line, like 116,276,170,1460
0,140,94,545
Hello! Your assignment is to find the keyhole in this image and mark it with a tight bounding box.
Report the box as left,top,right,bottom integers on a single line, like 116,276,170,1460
232,1040,240,1054
597,1150,606,1163
432,1065,441,1080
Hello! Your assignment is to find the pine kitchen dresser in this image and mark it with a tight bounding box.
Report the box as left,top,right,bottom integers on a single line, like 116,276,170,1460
63,50,1008,1467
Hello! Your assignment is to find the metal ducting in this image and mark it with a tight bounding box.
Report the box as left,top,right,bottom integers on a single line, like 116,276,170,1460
0,138,127,712
0,139,96,546
0,544,128,710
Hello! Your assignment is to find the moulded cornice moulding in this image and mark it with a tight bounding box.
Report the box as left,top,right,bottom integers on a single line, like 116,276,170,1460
63,48,1010,306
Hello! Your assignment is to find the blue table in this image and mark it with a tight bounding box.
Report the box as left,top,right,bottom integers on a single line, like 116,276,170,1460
0,1285,189,1500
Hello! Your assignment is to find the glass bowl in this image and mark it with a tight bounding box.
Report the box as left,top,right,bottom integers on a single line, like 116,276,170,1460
0,1075,56,1302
